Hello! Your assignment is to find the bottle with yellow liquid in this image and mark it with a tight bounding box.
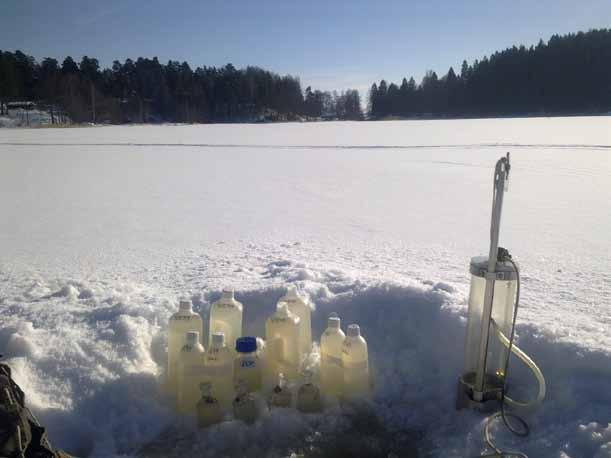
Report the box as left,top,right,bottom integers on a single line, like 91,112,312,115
177,331,206,414
232,380,259,424
341,324,370,399
196,382,223,428
269,372,292,408
296,370,323,413
209,288,243,350
167,299,203,395
320,314,346,397
233,337,262,393
265,303,301,381
203,332,234,409
278,286,312,355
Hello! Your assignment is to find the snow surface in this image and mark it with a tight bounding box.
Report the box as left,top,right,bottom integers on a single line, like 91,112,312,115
0,118,610,457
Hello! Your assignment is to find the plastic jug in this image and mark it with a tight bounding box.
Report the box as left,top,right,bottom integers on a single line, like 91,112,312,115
167,299,203,394
233,337,262,393
177,331,206,413
296,370,323,413
279,286,312,355
341,324,370,399
265,303,301,380
204,332,234,409
269,372,292,408
209,288,243,350
196,382,223,428
320,314,346,397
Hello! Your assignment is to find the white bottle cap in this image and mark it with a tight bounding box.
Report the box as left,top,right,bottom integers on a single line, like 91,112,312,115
179,299,192,310
328,316,340,329
347,324,360,337
185,331,199,346
221,288,235,300
285,286,299,299
211,332,225,346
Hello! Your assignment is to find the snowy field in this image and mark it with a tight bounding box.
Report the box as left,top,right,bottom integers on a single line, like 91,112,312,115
0,118,610,457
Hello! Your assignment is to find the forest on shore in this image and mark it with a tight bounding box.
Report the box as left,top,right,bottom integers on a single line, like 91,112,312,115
1,28,610,124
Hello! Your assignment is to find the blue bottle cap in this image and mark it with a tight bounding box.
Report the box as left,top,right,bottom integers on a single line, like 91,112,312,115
236,336,257,353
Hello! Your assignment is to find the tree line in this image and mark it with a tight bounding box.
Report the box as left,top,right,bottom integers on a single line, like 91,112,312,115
370,29,611,118
0,52,363,123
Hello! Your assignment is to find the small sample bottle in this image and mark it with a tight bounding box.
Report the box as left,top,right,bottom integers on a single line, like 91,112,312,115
167,299,203,395
209,288,243,350
232,380,259,424
296,370,323,413
177,331,206,414
234,337,262,393
320,314,346,397
204,332,235,409
341,324,370,399
196,382,223,428
269,372,292,408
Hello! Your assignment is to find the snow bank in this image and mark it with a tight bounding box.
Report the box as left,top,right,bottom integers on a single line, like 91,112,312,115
1,260,609,457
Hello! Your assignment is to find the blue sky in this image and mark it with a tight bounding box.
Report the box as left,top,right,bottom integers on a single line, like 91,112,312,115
2,0,611,95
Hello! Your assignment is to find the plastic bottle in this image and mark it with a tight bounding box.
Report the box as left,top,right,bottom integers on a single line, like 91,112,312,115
204,332,234,409
209,288,243,350
233,337,262,393
341,324,370,399
196,382,223,428
265,303,301,380
177,331,206,414
320,314,346,397
167,299,203,395
269,372,292,408
232,380,259,424
296,370,323,413
279,286,312,355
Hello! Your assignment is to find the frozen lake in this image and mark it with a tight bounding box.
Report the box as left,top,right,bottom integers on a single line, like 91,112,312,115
0,118,610,457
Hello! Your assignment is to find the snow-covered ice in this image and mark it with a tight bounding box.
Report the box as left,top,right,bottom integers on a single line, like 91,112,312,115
0,118,610,457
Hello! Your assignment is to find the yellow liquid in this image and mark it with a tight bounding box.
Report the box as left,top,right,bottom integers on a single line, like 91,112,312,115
167,310,203,395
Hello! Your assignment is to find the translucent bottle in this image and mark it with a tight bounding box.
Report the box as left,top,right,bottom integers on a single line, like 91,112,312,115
341,324,370,399
196,382,223,428
177,331,206,414
296,370,323,413
320,315,346,397
233,337,262,393
209,288,243,350
269,372,292,408
232,380,259,424
204,332,235,409
265,303,301,380
167,299,203,395
279,286,312,355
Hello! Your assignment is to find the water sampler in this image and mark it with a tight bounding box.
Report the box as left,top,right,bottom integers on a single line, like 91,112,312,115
456,154,547,454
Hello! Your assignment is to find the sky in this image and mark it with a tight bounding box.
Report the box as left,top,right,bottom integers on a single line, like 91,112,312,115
2,0,611,96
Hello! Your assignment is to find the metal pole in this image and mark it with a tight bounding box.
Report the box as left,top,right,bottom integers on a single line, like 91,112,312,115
473,154,510,399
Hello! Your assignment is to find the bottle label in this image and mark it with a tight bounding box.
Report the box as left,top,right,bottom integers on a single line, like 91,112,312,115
240,359,256,368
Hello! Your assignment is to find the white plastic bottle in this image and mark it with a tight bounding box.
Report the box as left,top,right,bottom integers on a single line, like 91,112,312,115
296,370,323,413
209,288,243,350
265,303,301,380
233,337,262,393
320,314,346,397
341,324,370,399
177,331,206,414
167,299,203,394
196,382,223,428
269,372,292,408
204,332,234,409
279,286,312,355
